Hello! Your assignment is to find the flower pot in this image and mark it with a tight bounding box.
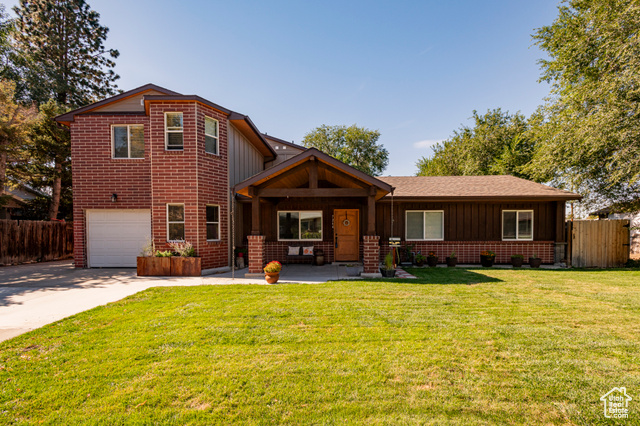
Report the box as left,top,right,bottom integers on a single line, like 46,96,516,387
265,272,280,284
415,260,425,267
529,257,542,268
427,256,438,267
480,255,495,267
511,257,524,268
380,268,396,278
446,257,457,267
137,256,171,276
170,257,202,276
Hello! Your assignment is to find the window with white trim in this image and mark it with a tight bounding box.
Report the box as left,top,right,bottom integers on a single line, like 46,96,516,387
167,204,185,241
405,210,444,240
204,116,218,154
165,112,183,150
206,205,220,240
278,211,322,241
112,125,144,158
502,210,533,240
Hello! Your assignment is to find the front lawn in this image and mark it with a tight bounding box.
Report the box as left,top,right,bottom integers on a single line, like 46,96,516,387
1,269,639,425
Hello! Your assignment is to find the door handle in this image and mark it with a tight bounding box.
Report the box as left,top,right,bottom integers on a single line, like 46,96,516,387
335,235,338,248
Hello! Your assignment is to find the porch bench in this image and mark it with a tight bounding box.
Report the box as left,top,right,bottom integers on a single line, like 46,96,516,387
286,245,315,265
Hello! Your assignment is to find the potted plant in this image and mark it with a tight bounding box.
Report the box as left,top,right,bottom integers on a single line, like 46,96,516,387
234,247,248,269
529,254,542,268
345,264,360,277
511,254,524,268
264,261,282,284
380,251,396,278
414,253,426,267
480,250,496,267
169,241,201,276
426,251,438,267
446,250,457,267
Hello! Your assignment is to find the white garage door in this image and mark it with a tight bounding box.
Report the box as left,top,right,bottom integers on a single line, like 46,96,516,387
87,209,151,267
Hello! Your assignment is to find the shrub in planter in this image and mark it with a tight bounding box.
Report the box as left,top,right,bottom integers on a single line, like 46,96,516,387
480,250,495,267
264,260,282,284
446,251,457,267
414,253,426,267
380,251,396,278
529,254,542,268
511,254,524,268
169,241,201,277
426,251,438,267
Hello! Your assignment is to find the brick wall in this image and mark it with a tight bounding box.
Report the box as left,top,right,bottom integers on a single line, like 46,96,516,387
194,104,229,269
363,236,381,273
380,241,555,264
71,101,231,270
248,235,265,273
70,114,152,267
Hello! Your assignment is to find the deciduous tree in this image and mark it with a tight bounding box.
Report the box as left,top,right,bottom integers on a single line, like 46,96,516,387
528,0,640,210
416,109,536,179
302,124,389,176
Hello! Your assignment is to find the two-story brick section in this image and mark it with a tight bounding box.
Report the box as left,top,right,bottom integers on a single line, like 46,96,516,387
56,84,581,274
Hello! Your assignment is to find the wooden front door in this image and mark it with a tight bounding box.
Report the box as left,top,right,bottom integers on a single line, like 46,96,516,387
334,209,359,261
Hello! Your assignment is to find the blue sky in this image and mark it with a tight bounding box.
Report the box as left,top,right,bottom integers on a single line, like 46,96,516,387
6,0,560,176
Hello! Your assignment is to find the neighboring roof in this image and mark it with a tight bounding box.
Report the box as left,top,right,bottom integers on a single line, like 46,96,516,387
2,181,49,204
261,133,305,151
54,84,180,124
378,175,581,201
234,148,393,199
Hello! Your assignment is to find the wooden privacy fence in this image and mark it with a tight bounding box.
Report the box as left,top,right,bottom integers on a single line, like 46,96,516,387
0,220,73,266
568,220,630,268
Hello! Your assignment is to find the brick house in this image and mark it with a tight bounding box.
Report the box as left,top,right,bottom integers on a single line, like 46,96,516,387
56,84,581,274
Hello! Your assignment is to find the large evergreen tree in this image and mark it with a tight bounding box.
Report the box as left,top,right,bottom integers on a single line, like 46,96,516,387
0,80,37,208
528,0,640,210
416,109,536,179
12,0,119,107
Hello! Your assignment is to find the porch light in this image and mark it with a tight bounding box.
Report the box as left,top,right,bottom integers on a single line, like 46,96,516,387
111,193,118,203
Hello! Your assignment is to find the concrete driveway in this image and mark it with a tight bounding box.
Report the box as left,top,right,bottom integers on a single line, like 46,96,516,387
0,260,355,342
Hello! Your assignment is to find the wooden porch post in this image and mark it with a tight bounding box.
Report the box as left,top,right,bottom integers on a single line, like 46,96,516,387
367,186,376,236
249,186,260,235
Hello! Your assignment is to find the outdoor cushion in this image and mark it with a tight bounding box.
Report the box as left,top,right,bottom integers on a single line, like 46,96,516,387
302,246,314,256
288,246,300,256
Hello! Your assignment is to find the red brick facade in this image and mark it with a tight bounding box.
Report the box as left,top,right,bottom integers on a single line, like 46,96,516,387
248,235,265,273
70,101,229,270
380,240,555,264
363,235,381,273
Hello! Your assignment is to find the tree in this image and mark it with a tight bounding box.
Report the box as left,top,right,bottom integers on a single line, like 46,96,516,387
0,80,37,208
0,4,14,78
301,124,389,176
527,0,640,210
416,109,536,179
12,0,119,108
11,100,71,219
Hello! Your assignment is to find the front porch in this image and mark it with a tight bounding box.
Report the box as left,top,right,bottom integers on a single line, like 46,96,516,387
234,148,393,276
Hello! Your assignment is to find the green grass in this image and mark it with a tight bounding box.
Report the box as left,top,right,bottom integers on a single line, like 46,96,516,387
1,268,640,425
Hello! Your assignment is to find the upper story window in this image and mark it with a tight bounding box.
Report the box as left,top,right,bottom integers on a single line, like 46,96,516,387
278,211,322,241
502,210,533,240
112,125,144,158
205,116,219,155
165,112,183,150
406,210,444,240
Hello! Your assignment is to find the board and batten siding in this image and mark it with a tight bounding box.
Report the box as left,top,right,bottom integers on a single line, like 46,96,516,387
228,123,264,187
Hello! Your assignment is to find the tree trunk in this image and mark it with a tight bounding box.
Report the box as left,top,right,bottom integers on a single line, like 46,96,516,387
0,149,6,191
48,158,62,220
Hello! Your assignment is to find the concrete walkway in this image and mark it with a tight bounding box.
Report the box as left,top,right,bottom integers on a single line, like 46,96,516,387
0,261,362,342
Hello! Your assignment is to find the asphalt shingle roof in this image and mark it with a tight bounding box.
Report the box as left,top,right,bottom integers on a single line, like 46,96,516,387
377,175,580,200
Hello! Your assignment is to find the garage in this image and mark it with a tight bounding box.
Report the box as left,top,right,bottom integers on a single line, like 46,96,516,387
86,209,151,267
